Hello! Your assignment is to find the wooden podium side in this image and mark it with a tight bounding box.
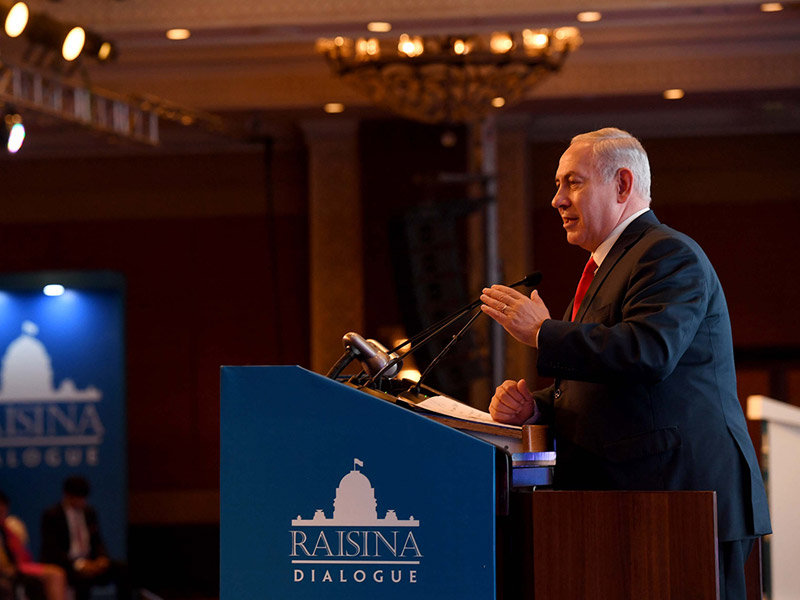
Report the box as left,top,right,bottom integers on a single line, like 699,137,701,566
503,491,719,600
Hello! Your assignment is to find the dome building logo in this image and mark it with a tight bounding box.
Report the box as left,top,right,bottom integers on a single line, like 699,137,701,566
0,320,105,469
290,458,422,586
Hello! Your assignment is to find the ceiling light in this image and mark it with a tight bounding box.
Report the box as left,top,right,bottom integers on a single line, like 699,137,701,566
98,41,113,60
324,102,345,114
663,88,685,100
4,110,25,153
4,2,29,38
318,27,582,123
43,284,65,296
367,21,391,33
62,26,85,61
491,97,506,108
522,29,549,50
577,11,602,23
760,2,783,11
453,39,472,55
397,33,423,57
489,32,514,54
166,28,191,40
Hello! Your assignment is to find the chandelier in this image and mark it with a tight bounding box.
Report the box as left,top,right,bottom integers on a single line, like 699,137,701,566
317,28,582,124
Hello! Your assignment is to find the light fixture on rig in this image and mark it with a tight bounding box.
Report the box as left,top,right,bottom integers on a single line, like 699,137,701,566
2,1,117,68
3,107,25,153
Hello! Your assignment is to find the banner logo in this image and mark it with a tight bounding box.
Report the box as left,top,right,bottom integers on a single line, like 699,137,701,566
0,321,104,469
290,458,421,585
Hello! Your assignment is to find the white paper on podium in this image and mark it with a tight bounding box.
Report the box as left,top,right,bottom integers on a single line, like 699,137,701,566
416,395,522,430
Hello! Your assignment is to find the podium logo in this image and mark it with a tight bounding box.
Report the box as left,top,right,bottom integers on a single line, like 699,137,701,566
0,321,104,469
290,458,422,585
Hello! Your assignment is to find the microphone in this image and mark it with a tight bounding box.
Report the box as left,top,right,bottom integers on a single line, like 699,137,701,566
364,272,542,386
343,332,402,378
387,271,542,356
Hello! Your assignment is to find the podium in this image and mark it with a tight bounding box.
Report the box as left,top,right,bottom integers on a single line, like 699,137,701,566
221,366,505,600
221,366,722,599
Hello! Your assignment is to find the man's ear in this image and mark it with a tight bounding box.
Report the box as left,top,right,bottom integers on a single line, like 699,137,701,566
617,168,634,202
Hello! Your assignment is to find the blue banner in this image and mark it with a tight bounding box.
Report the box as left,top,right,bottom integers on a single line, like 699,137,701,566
221,366,498,600
0,272,126,561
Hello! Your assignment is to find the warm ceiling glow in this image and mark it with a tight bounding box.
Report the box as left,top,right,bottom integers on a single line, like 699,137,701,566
491,97,506,108
166,28,191,40
760,2,784,11
663,88,685,100
43,284,65,297
62,27,86,61
367,21,392,33
324,102,345,113
4,2,29,38
577,11,602,23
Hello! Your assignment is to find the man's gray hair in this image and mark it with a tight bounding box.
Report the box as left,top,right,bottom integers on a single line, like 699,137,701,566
571,128,651,201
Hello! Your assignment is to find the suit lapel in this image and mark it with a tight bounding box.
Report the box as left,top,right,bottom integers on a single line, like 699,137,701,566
574,211,661,322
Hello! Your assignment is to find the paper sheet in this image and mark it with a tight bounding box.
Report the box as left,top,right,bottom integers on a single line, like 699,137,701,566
416,395,521,430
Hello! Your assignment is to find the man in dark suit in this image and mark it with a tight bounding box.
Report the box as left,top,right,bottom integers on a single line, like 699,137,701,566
40,476,130,600
480,127,770,600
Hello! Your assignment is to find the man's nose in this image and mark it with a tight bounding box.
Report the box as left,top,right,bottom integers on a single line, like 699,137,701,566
552,189,567,209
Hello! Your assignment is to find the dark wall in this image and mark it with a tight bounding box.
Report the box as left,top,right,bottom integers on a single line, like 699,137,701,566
0,146,309,597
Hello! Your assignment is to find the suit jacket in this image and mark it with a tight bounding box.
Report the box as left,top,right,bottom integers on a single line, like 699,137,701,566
534,211,771,542
40,503,107,571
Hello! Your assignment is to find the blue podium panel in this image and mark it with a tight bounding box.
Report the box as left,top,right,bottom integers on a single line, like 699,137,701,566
221,366,498,600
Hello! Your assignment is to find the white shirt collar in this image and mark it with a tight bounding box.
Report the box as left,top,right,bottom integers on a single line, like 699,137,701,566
592,208,650,267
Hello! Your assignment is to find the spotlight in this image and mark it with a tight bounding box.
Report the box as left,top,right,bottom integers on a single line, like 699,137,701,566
84,31,117,62
324,102,345,114
62,26,85,61
166,28,191,40
663,88,685,100
3,1,29,37
3,109,25,153
9,8,117,66
43,284,65,296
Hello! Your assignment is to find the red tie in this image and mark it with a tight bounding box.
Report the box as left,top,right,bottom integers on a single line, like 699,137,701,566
571,256,597,321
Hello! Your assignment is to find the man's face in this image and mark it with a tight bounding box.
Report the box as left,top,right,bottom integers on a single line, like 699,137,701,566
552,142,622,252
64,494,87,510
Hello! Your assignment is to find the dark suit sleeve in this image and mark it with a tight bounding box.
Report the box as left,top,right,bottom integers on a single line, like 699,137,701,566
85,507,108,560
40,508,69,569
531,385,556,425
537,235,709,384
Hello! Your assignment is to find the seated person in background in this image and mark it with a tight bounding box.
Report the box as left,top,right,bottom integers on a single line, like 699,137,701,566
40,476,131,600
0,539,16,600
0,490,58,600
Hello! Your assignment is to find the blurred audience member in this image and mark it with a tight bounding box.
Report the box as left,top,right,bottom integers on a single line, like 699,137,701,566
40,476,131,600
0,489,60,600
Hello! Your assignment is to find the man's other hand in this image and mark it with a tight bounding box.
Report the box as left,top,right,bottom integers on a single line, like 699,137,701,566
489,379,536,425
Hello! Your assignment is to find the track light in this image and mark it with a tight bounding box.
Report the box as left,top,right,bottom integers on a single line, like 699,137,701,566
3,3,117,67
3,108,25,154
84,30,117,62
61,25,85,60
3,1,28,37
